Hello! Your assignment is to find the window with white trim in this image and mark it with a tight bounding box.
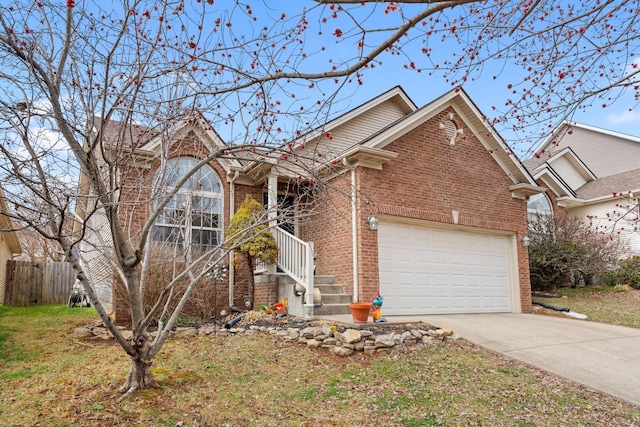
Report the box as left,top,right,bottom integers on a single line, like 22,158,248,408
527,192,553,239
152,158,223,251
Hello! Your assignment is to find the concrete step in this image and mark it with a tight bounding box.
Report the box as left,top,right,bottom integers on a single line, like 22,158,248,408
314,281,353,316
314,303,352,316
320,293,352,305
314,275,336,285
315,283,347,295
280,275,335,286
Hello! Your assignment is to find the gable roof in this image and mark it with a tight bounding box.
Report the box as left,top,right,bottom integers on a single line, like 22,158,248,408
526,121,640,206
357,87,538,188
92,114,244,174
230,86,418,183
527,147,598,198
530,121,640,177
238,86,541,197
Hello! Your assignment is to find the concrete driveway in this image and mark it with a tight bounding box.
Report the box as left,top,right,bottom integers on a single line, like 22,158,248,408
322,312,640,406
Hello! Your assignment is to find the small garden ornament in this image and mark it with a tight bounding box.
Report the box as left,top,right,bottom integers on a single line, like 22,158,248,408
264,297,288,315
371,292,387,323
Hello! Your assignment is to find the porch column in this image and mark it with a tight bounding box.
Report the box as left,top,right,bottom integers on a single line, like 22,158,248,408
267,171,278,275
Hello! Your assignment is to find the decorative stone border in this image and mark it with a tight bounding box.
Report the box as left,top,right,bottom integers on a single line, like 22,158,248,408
73,318,456,357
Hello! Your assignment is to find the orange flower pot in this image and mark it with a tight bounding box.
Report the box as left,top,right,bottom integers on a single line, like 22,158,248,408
349,302,371,324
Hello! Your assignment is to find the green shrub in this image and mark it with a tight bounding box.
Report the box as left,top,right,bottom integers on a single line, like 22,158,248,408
601,270,619,287
527,214,625,292
615,256,640,289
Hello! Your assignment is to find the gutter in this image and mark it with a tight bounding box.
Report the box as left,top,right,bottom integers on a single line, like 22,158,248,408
228,171,239,307
343,158,359,303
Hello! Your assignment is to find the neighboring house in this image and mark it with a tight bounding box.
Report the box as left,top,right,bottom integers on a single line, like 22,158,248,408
0,184,23,305
78,86,543,319
524,122,640,256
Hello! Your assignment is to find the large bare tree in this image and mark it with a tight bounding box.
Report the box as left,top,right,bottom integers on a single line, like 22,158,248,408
0,0,639,396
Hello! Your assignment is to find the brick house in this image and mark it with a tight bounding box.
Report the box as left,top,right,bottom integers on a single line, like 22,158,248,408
79,86,542,319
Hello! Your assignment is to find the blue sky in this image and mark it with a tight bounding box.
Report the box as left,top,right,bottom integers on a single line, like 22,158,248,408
214,0,640,157
6,0,638,160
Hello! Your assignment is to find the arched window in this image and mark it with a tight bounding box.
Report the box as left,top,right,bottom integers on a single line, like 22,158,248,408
527,192,553,239
527,192,553,221
152,158,223,251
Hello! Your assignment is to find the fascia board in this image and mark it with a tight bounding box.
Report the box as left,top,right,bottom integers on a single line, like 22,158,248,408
0,187,22,254
560,187,640,208
534,168,575,197
545,147,597,180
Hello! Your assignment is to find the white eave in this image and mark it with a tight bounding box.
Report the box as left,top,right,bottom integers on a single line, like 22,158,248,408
509,183,545,200
533,167,575,198
557,188,640,209
340,146,399,170
0,186,22,255
544,147,597,181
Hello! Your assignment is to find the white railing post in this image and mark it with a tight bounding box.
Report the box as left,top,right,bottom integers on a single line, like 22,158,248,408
303,241,315,318
267,173,279,275
269,226,314,318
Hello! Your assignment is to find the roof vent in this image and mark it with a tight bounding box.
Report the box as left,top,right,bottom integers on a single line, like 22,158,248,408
439,119,463,145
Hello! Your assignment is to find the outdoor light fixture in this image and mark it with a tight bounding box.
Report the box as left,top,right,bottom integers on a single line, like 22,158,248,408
294,283,305,297
368,215,379,231
521,235,531,247
243,293,252,309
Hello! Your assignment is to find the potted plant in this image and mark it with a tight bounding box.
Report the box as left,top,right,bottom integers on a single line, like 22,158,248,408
349,302,371,324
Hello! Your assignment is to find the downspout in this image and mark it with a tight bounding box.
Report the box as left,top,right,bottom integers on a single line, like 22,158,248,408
267,172,278,275
343,158,359,303
228,171,239,308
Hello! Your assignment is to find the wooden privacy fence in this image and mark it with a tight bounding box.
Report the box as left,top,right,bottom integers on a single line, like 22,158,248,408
4,261,75,306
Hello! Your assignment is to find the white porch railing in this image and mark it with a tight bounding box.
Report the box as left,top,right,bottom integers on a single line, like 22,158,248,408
254,226,315,316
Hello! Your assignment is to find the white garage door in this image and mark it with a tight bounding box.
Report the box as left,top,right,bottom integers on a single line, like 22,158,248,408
378,220,516,315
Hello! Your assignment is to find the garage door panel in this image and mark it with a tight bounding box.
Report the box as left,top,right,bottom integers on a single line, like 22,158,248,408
450,274,465,287
379,221,515,315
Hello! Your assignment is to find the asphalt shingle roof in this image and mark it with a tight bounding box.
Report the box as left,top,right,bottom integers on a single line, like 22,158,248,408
575,168,640,199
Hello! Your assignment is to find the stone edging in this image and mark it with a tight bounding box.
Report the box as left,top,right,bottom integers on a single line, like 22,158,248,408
73,319,456,357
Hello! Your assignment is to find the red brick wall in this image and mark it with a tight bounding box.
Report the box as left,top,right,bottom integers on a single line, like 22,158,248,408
115,113,534,316
116,131,241,318
302,108,533,312
298,175,354,290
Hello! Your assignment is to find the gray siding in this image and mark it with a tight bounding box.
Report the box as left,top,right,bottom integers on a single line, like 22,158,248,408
556,127,640,177
549,156,588,190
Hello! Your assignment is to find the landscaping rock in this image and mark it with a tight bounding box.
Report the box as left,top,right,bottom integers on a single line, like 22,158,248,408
73,327,93,339
322,337,337,346
198,326,216,335
175,327,198,338
438,328,453,336
341,329,362,344
72,312,451,359
410,329,423,339
306,339,322,348
401,331,413,343
375,334,395,348
332,346,354,357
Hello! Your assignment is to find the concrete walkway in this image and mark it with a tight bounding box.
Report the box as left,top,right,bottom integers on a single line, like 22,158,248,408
321,313,640,407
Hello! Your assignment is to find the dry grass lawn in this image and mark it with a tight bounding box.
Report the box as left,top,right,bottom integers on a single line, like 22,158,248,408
1,302,640,426
533,286,640,329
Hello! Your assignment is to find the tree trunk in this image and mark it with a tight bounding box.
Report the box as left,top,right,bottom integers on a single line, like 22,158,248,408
247,254,255,310
119,334,156,399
